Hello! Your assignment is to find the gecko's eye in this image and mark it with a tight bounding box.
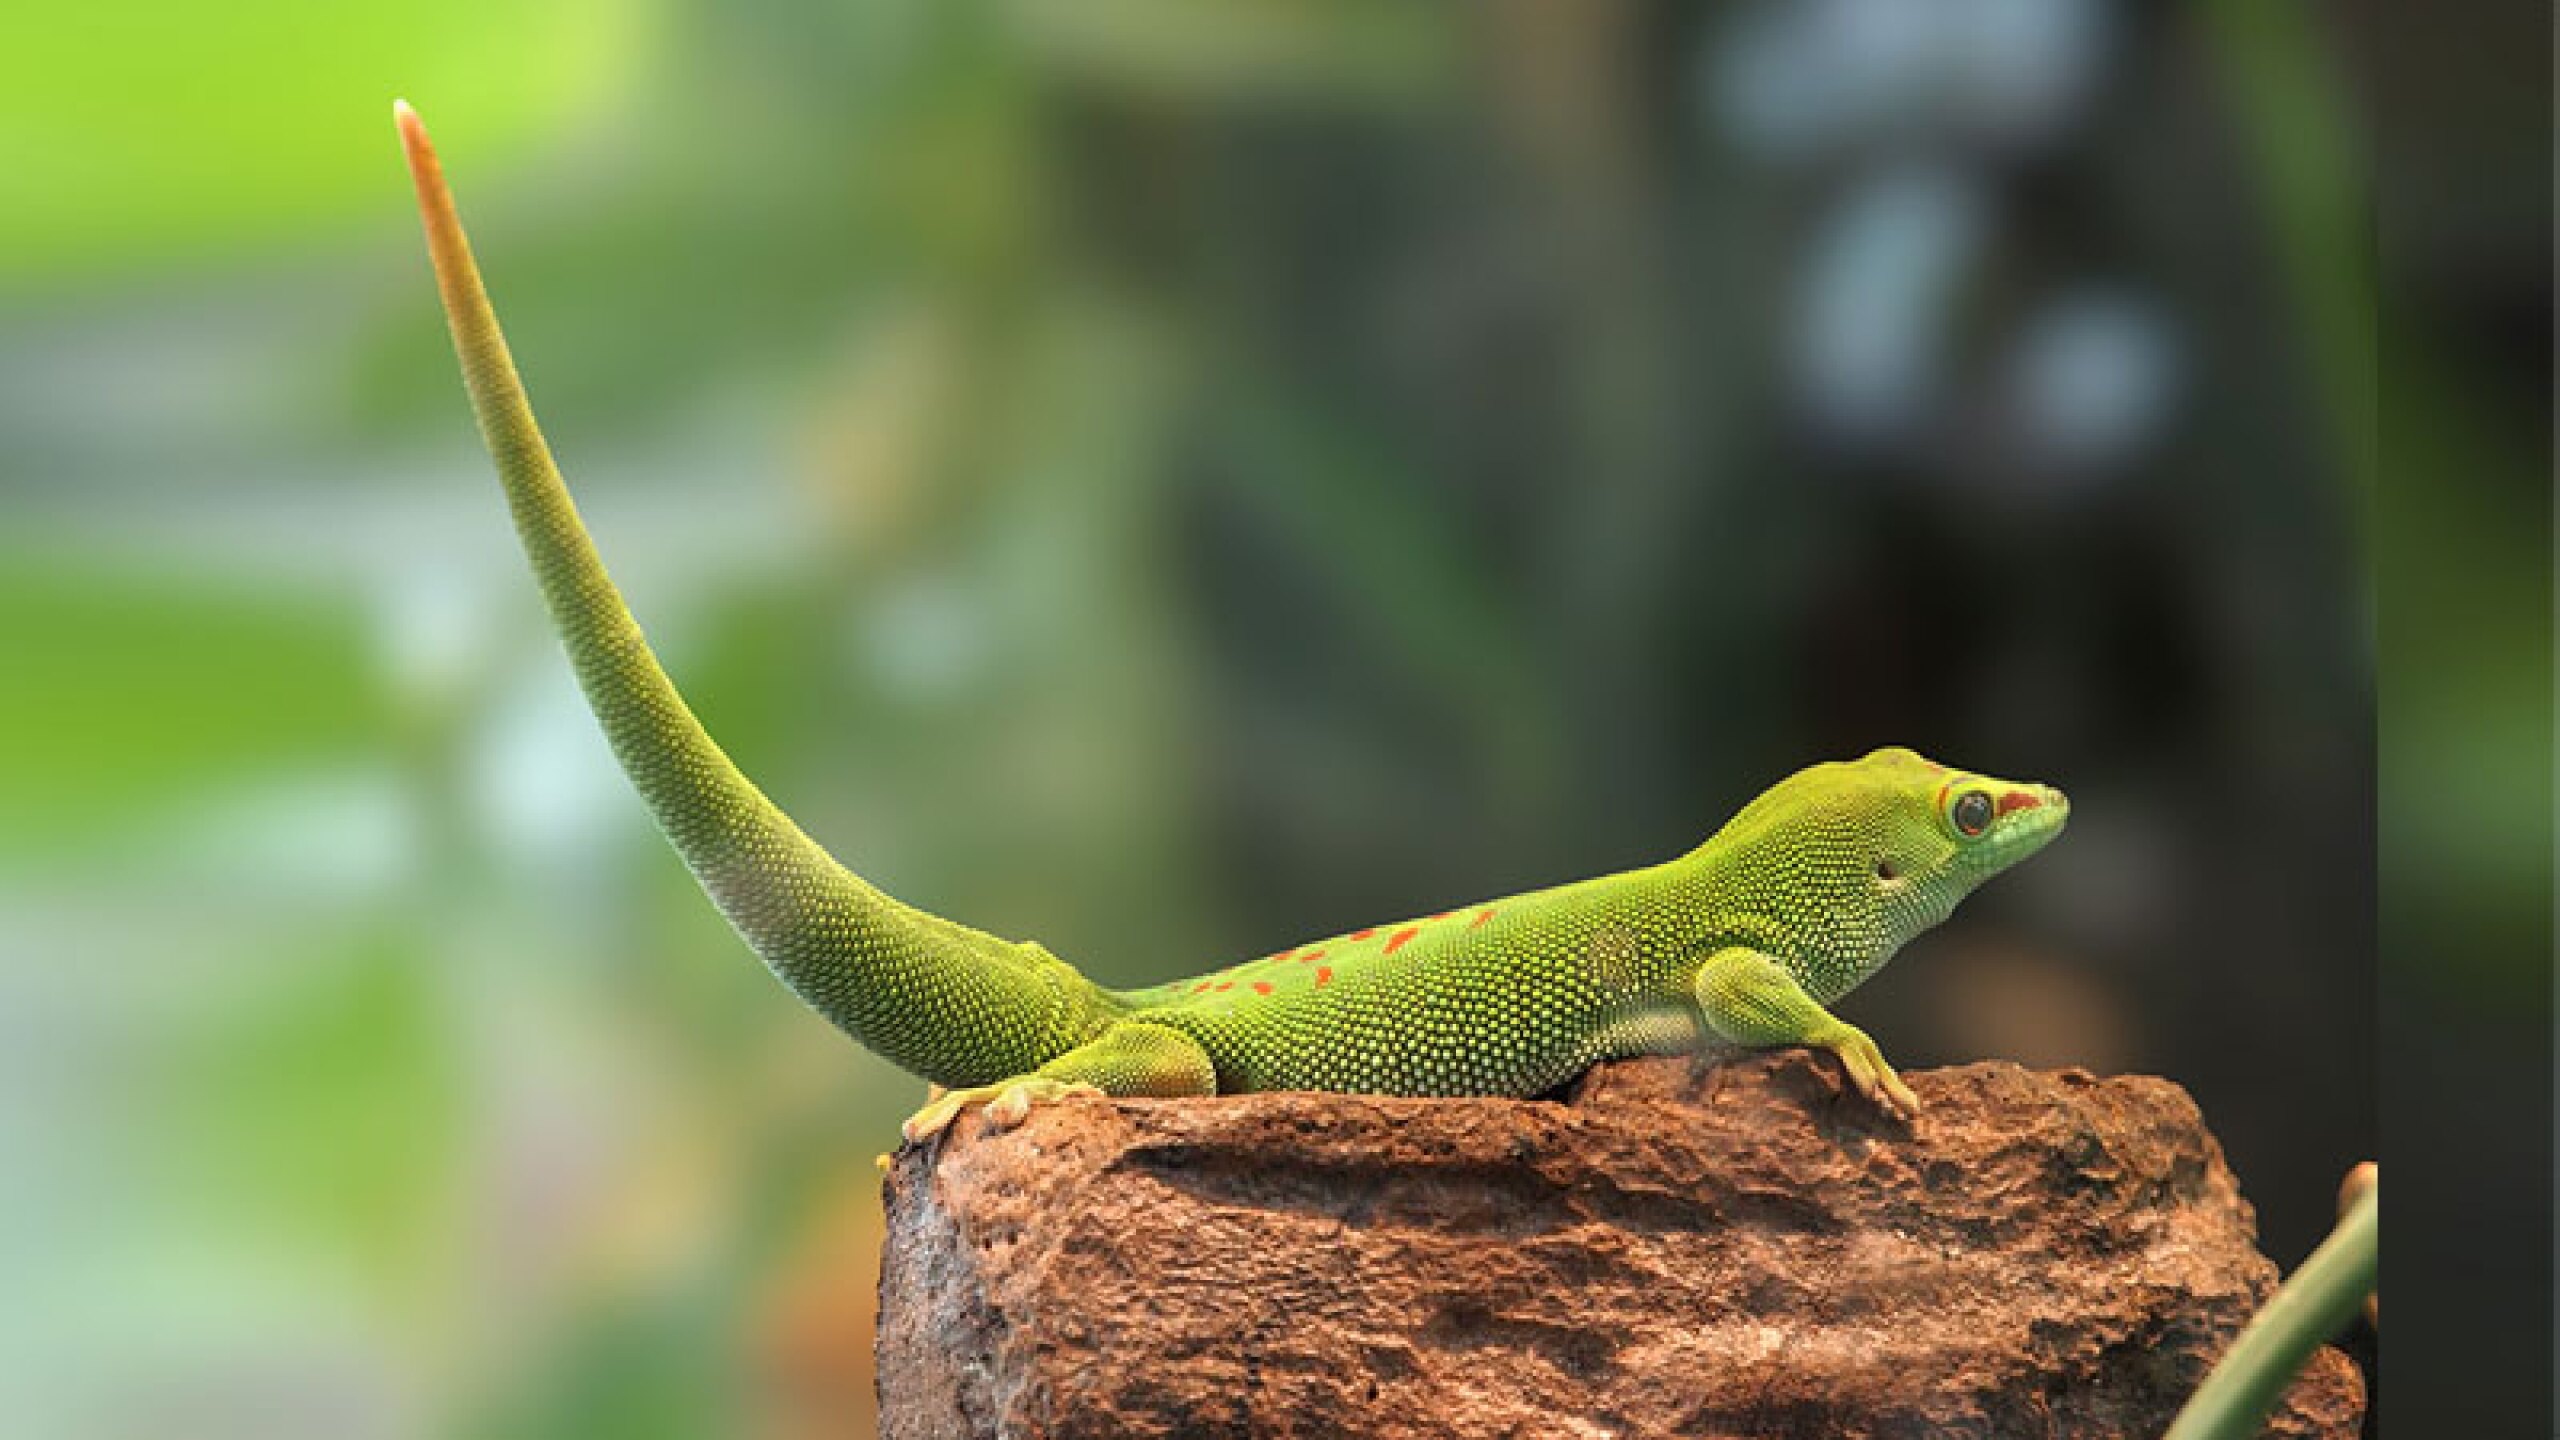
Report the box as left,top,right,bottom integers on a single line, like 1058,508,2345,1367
1951,790,1993,837
1875,858,1901,883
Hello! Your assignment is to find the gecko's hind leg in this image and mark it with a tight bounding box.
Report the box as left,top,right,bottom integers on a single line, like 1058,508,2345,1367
900,1021,1219,1144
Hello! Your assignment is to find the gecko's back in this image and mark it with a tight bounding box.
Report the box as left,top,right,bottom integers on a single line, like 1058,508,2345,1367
1117,870,1672,1095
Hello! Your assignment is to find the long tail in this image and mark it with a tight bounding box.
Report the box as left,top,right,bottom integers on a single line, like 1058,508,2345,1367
395,101,1102,1086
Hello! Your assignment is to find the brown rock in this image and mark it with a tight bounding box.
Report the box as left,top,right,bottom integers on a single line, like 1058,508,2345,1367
877,1052,2364,1439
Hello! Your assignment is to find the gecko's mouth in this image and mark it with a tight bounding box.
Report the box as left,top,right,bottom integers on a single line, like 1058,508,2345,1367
1985,785,2070,862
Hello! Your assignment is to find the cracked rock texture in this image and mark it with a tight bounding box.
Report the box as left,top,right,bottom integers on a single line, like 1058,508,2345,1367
876,1051,2363,1439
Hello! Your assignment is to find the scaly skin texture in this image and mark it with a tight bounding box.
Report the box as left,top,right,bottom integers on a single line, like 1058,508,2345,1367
397,103,2069,1147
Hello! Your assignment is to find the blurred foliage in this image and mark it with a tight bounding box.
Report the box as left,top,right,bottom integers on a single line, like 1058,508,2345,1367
0,552,387,856
0,2,2404,1435
0,0,636,288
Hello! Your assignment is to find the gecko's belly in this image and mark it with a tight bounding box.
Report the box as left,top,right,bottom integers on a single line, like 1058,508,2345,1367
1146,974,1645,1098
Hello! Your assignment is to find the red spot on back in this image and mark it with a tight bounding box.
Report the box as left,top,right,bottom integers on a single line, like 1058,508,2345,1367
1214,981,1234,992
1996,789,2042,817
1252,981,1272,996
1190,980,1212,994
1300,948,1326,964
1383,926,1420,955
1267,949,1295,965
1351,928,1377,941
1428,910,1452,921
1314,966,1333,987
1470,907,1496,929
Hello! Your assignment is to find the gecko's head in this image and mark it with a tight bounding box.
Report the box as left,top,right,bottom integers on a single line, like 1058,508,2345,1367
1718,746,2069,966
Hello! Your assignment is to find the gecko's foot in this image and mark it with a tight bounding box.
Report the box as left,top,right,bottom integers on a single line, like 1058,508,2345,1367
900,1078,1104,1145
1826,1030,1922,1122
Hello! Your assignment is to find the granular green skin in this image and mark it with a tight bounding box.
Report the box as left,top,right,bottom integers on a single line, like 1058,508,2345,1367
399,103,2069,1141
1118,754,2064,1101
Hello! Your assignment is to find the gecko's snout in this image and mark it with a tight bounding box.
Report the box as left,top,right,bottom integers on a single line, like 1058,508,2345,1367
1990,783,2069,858
1990,782,2065,819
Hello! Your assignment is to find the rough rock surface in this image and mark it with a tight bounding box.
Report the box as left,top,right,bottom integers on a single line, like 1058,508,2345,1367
877,1052,2363,1439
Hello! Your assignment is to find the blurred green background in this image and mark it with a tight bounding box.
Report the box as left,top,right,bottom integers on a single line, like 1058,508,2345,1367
2,3,2409,1435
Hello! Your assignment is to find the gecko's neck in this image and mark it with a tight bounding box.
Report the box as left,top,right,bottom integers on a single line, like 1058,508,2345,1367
1595,851,1743,992
1620,838,1902,1006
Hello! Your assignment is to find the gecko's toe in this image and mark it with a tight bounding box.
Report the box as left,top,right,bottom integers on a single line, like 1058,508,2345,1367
1868,1083,1919,1124
987,1085,1035,1128
900,1100,964,1145
988,1078,1102,1128
1885,1080,1923,1121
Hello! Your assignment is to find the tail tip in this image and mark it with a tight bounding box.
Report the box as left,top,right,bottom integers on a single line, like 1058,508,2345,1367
393,98,431,156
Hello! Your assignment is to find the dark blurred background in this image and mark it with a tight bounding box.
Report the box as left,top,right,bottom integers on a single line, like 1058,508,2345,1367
2,3,2409,1435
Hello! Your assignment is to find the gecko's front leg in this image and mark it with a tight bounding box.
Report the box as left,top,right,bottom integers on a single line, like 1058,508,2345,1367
1692,946,1920,1119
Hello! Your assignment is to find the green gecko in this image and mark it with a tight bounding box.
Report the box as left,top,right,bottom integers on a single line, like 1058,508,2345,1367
395,102,2069,1146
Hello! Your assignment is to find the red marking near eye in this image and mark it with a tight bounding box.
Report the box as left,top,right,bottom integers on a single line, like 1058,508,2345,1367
1314,966,1333,987
1351,928,1377,941
1470,907,1496,929
1252,981,1272,996
1995,790,2042,817
1299,949,1326,964
1214,981,1234,992
1383,926,1420,955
